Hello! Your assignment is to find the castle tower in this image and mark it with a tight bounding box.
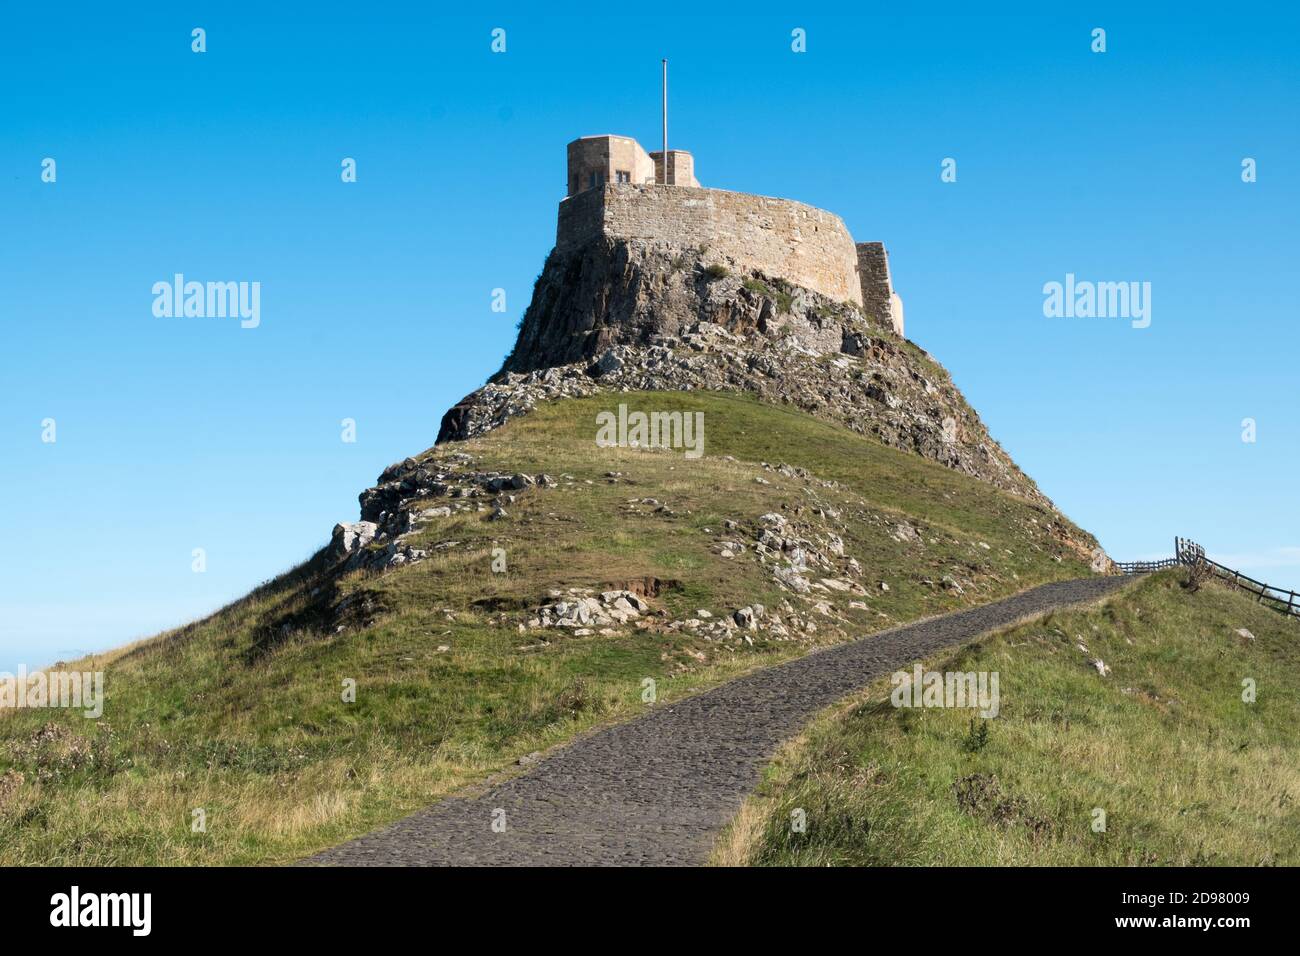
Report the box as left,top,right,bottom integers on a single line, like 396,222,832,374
566,135,699,196
649,149,699,188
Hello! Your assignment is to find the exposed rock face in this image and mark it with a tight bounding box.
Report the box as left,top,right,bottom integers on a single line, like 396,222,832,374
438,239,1052,511
426,231,1108,570
500,239,718,374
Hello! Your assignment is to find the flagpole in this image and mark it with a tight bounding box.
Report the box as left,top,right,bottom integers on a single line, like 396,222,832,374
661,58,668,184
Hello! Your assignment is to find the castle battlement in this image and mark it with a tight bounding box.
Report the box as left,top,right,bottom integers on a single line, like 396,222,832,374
566,135,698,195
557,135,903,335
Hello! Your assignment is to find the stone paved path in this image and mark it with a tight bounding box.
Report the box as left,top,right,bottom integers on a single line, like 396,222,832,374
307,575,1128,866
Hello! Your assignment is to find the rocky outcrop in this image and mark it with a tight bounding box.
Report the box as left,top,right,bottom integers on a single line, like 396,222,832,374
526,588,652,635
437,239,1052,511
326,453,557,573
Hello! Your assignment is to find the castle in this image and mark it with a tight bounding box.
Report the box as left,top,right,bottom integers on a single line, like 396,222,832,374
559,134,904,337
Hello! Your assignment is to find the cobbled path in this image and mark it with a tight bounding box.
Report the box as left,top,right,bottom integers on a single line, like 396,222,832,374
307,575,1128,866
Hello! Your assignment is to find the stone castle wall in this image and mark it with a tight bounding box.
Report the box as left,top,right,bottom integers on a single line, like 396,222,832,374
557,184,864,306
856,242,904,337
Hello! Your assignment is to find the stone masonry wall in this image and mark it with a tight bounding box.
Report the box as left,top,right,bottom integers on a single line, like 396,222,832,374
557,184,863,306
856,242,902,336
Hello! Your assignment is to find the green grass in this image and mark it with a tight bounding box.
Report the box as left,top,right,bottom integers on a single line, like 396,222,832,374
717,570,1300,866
0,391,1095,865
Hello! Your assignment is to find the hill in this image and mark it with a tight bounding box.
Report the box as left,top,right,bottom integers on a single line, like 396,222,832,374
716,570,1300,866
1,176,1118,866
0,391,1097,865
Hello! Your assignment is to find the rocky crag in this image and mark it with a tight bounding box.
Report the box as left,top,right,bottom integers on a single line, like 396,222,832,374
440,237,1061,512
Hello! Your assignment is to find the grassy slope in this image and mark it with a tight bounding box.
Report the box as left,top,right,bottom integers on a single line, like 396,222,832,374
718,570,1300,866
0,391,1093,865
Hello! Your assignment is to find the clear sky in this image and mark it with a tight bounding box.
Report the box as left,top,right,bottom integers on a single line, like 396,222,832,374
3,3,1297,671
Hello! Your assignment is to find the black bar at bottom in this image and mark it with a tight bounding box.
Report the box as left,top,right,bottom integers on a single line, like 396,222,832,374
0,865,1278,940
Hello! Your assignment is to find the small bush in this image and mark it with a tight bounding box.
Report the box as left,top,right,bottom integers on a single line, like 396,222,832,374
1182,559,1211,594
704,264,730,280
961,717,990,752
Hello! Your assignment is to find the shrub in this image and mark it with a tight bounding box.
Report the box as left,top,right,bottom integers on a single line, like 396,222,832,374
1182,548,1211,594
961,717,990,752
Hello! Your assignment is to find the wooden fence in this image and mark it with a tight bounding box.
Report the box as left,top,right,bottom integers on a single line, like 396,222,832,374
1119,537,1300,619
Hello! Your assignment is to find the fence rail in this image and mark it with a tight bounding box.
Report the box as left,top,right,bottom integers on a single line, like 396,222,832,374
1119,537,1300,619
1115,558,1180,574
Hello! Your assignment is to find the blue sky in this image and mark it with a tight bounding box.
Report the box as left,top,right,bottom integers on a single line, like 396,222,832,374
3,3,1297,671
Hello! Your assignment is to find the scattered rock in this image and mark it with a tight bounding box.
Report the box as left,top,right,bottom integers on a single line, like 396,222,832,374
890,522,921,544
529,588,651,632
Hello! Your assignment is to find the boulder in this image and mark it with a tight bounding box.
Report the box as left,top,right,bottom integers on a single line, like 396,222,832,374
774,565,812,593
589,349,624,378
331,521,378,559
